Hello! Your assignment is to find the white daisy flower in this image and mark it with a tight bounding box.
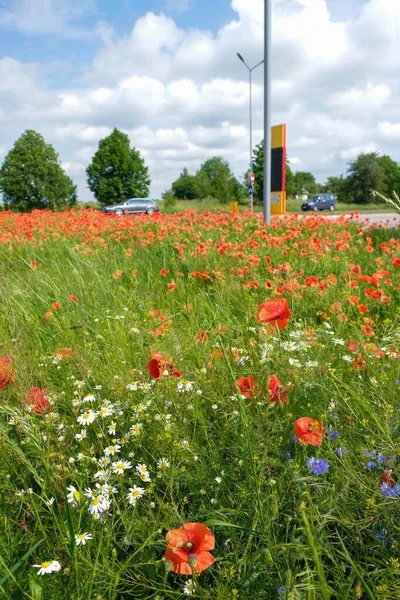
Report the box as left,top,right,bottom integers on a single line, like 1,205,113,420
112,461,132,475
126,486,145,505
99,405,114,418
83,394,96,403
77,411,97,426
157,458,170,470
94,469,108,480
74,380,85,389
75,532,93,546
130,422,143,436
126,382,138,391
33,560,61,576
45,497,55,507
88,496,108,515
215,476,222,484
183,579,196,595
104,444,121,457
107,422,117,435
75,429,87,441
98,456,110,467
66,486,81,505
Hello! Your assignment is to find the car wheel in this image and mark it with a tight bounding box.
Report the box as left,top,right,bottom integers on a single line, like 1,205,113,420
313,206,318,212
147,208,155,215
329,204,334,212
115,208,123,216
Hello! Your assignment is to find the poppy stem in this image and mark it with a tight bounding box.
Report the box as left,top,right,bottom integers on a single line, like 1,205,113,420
297,501,331,600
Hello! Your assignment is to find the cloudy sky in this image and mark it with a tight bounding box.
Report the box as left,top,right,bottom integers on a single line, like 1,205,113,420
0,0,399,200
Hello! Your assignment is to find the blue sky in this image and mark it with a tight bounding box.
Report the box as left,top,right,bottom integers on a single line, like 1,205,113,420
0,0,399,200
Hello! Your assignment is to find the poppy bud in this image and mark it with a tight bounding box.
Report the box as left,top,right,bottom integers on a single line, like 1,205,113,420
163,559,173,572
187,554,198,569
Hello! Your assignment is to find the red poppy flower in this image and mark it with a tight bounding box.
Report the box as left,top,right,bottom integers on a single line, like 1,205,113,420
0,355,16,390
147,353,181,379
160,268,168,276
347,296,359,305
195,330,207,343
30,261,38,269
168,282,177,291
68,295,79,302
268,375,288,405
23,387,51,414
357,305,368,313
52,302,61,310
256,298,292,330
113,270,123,279
379,470,394,487
52,348,75,360
294,417,325,446
165,522,215,574
43,311,53,321
235,375,256,399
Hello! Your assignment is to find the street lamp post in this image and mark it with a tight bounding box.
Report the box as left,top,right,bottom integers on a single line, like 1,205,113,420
263,0,272,225
237,53,264,212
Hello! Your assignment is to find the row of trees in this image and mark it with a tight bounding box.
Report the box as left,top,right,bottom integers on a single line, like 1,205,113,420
1,128,399,211
169,157,244,203
0,129,150,212
251,140,400,205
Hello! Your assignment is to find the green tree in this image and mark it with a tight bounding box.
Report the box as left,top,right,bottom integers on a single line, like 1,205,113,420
251,140,297,202
378,155,400,196
86,128,150,206
293,171,317,196
198,157,241,203
171,168,197,200
346,152,386,204
0,130,77,212
193,170,212,199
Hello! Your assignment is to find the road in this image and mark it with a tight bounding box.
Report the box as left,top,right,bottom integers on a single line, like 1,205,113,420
300,212,399,228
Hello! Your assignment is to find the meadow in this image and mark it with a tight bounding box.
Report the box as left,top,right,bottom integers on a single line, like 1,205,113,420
0,208,399,600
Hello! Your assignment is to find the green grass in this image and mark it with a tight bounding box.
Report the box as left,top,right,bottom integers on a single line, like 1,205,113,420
160,197,394,215
0,209,399,599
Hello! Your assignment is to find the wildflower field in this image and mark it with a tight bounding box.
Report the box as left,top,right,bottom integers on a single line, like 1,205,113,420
0,208,399,600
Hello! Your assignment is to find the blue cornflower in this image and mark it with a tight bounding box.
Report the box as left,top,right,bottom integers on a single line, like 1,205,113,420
327,427,340,441
282,451,292,460
307,457,330,475
380,483,400,497
376,528,388,541
278,586,286,596
336,447,349,457
366,461,380,471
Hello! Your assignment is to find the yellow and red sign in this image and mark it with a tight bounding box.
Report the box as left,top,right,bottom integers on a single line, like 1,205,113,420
270,124,287,215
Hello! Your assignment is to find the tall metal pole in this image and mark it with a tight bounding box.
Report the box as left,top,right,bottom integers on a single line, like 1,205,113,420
249,68,253,212
263,0,272,224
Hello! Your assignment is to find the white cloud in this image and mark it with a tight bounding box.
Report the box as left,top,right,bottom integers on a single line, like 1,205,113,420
1,0,400,199
0,0,96,38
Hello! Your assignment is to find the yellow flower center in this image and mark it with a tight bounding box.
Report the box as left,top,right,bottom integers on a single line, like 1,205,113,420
92,498,100,506
73,491,80,499
41,561,52,568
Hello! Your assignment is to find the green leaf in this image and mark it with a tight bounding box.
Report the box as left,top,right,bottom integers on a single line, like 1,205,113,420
0,538,44,586
203,519,264,539
64,491,76,555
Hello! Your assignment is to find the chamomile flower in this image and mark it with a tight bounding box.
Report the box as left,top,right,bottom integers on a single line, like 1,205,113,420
75,532,93,546
45,497,55,507
83,394,96,403
99,405,114,418
77,411,97,426
75,429,87,441
104,444,121,457
32,560,61,576
94,469,108,480
74,380,85,389
66,485,81,505
157,458,170,470
126,485,145,505
130,422,143,436
183,579,196,595
136,463,151,482
107,421,117,435
112,460,132,475
88,496,108,515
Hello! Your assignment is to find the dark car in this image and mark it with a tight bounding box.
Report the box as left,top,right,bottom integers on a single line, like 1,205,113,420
301,194,336,212
102,198,160,216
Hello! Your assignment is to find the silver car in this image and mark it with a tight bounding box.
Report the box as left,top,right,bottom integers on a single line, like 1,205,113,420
102,199,160,216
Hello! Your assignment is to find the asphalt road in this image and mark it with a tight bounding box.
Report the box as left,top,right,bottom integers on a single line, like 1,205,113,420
302,212,399,228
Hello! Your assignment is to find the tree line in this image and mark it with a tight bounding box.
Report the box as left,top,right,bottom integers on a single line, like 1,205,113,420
0,129,150,212
1,128,399,211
